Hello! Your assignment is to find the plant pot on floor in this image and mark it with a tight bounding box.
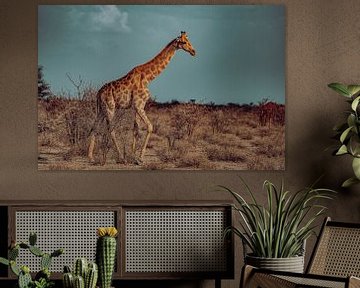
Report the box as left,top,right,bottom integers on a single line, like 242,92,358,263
220,178,334,276
242,239,306,273
245,254,304,273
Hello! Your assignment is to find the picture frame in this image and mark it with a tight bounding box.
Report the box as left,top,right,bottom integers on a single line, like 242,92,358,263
38,4,285,170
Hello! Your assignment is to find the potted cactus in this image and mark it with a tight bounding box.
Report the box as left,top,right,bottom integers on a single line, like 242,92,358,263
0,232,63,288
62,258,98,288
96,227,118,288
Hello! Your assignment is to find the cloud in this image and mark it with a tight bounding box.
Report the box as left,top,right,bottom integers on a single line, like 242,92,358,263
91,5,131,33
68,5,131,33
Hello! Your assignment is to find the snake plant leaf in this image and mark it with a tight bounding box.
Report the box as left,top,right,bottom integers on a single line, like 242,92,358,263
352,157,360,179
340,126,353,143
328,83,351,97
336,144,348,155
347,85,360,97
342,177,360,188
351,96,360,111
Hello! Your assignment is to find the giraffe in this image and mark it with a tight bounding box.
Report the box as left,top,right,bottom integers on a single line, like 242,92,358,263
88,31,196,165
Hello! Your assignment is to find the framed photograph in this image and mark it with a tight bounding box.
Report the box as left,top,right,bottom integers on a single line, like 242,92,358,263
38,5,285,170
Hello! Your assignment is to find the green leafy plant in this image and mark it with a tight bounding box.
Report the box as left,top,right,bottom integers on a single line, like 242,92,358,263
328,83,360,187
221,179,334,258
0,232,63,288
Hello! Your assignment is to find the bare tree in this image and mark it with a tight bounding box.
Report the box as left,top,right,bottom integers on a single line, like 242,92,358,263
66,73,84,99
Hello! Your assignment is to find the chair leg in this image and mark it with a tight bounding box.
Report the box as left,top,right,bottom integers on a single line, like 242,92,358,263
240,265,255,288
215,278,221,288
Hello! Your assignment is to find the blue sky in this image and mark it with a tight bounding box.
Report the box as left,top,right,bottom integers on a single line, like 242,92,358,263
38,5,285,104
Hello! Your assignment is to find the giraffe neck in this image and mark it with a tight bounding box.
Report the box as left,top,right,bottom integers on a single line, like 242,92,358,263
139,39,177,82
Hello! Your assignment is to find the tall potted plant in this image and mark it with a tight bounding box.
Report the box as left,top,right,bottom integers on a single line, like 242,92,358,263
328,83,360,187
221,179,334,273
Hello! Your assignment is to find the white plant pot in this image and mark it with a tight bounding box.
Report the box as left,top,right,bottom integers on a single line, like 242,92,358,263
245,254,305,273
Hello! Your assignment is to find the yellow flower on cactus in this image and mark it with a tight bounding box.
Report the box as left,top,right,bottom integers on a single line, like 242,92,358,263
97,227,118,238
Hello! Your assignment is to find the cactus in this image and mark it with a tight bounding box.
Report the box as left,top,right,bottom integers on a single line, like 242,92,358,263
63,272,74,288
35,268,50,281
29,245,44,257
9,246,19,260
51,248,64,257
0,257,9,266
74,258,88,279
41,253,52,270
19,243,30,249
63,259,98,288
0,232,64,288
29,232,37,246
18,270,32,288
64,265,72,273
96,227,118,288
74,275,85,288
85,263,98,288
10,260,20,276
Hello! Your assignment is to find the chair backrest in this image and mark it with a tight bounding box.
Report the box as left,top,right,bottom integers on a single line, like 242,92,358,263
307,217,360,277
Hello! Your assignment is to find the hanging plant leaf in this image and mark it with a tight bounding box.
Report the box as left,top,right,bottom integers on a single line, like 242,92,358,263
347,85,360,97
352,157,360,179
350,135,360,157
329,82,360,187
336,145,348,155
347,114,356,128
351,96,360,111
340,126,353,143
328,83,351,97
342,177,360,188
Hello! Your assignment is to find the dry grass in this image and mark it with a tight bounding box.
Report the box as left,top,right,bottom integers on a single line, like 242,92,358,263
38,97,285,170
205,144,247,162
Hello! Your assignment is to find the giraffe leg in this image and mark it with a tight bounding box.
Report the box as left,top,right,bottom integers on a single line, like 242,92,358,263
132,113,141,153
136,107,153,161
109,129,122,164
88,132,96,163
105,107,124,164
88,114,103,164
127,113,143,165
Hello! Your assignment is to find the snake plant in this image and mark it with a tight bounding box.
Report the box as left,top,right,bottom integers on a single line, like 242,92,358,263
221,178,335,258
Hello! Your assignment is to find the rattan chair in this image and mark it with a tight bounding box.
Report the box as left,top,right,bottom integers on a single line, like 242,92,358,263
241,217,360,288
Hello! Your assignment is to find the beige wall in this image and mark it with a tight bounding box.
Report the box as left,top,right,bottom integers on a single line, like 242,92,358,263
1,0,360,287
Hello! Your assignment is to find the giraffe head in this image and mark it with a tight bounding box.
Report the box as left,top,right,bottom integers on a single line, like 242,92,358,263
174,31,196,56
